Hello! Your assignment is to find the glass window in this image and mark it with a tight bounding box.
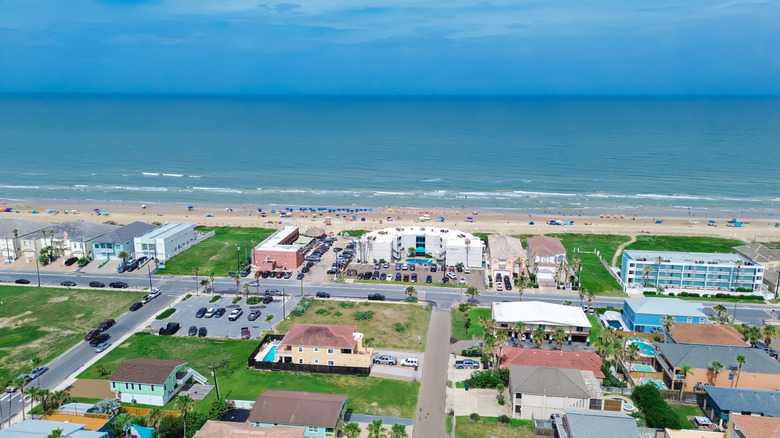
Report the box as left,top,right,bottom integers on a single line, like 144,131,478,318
314,359,319,364
328,360,334,366
298,347,303,353
327,348,334,354
298,359,303,364
314,347,319,352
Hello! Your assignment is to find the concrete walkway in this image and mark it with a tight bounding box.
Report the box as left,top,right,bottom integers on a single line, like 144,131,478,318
412,308,451,438
450,387,512,417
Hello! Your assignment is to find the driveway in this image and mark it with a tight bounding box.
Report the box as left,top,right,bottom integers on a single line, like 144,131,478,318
369,349,424,381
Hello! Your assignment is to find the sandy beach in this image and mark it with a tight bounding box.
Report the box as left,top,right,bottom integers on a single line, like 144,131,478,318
3,199,780,243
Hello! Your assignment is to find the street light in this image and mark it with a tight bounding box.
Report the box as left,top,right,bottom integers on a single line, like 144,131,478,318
34,241,41,287
733,300,742,323
147,261,154,291
236,244,240,273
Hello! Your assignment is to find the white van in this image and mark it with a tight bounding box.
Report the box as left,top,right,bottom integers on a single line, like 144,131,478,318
464,266,471,274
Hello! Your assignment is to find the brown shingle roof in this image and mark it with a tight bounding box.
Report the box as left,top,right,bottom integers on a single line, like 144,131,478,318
248,390,346,428
499,347,604,378
731,414,780,438
109,358,186,385
195,421,304,438
278,324,357,350
668,323,747,346
527,236,566,257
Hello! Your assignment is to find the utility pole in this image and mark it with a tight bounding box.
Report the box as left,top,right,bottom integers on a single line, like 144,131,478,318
236,244,240,273
147,262,154,291
210,363,221,400
283,288,286,320
34,240,41,287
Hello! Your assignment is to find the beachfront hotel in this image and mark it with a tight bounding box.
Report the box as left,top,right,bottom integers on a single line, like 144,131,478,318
620,250,764,293
355,227,484,268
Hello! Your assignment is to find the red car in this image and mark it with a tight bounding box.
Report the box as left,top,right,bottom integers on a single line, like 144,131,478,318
84,329,101,341
241,327,250,340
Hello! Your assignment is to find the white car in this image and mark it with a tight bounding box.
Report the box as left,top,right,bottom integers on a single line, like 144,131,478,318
228,308,243,321
148,288,161,299
204,308,215,318
401,357,419,367
459,276,466,284
496,282,503,291
464,267,471,274
447,272,456,280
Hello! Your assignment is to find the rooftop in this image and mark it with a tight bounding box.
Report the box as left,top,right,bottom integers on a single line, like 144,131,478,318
624,250,755,267
703,386,780,417
508,365,590,399
733,243,780,264
487,235,525,260
109,358,187,385
248,390,346,428
667,323,746,347
135,222,195,241
21,220,118,241
195,421,305,438
657,343,780,374
730,414,780,438
563,409,639,438
625,297,707,318
99,221,158,243
254,226,300,252
0,218,54,238
0,419,106,438
279,324,358,350
526,236,566,257
499,347,604,378
492,301,591,328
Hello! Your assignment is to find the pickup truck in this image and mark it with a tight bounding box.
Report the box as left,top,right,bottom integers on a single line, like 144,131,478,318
373,355,398,365
455,359,480,369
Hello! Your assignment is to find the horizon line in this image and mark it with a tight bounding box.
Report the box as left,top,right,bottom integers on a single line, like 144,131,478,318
1,91,779,98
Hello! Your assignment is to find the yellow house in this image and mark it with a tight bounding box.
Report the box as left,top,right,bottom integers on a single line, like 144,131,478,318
275,324,373,369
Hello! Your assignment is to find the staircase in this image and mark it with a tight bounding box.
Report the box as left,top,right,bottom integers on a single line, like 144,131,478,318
189,368,209,385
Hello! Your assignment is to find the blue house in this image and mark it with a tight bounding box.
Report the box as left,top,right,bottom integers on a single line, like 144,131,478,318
92,221,157,260
248,390,346,438
702,386,780,428
622,297,707,333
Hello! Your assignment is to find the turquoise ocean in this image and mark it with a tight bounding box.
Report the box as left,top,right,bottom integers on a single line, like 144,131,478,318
1,94,779,217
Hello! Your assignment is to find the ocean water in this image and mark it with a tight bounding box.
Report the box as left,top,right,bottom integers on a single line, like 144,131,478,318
1,94,779,217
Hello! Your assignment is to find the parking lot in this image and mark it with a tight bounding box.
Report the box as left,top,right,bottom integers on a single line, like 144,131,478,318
150,294,299,340
369,349,425,381
345,261,485,288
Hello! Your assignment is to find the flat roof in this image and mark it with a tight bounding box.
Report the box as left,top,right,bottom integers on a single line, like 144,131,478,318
362,227,484,248
668,323,746,346
255,226,300,252
487,235,525,259
136,222,195,240
492,301,591,328
624,250,755,266
625,297,707,318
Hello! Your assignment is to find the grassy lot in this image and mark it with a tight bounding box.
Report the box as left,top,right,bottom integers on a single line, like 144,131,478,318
0,285,143,378
156,226,276,277
455,416,535,438
587,314,601,344
275,300,432,352
624,235,744,255
342,229,369,239
669,403,704,429
78,333,418,417
451,307,491,341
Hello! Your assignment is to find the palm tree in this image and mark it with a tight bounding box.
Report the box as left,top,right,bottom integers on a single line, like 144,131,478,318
532,326,546,348
514,321,526,340
464,238,471,268
586,289,595,309
661,315,676,334
762,325,777,347
117,250,129,266
192,268,200,294
47,428,64,438
578,289,586,308
496,383,506,403
49,390,70,410
478,316,497,338
711,360,724,386
242,283,250,299
31,356,43,388
553,327,567,349
465,286,479,302
145,407,165,430
643,265,653,287
713,304,729,324
571,256,581,288
404,286,417,301
678,365,693,400
234,276,240,293
200,279,210,292
28,386,43,413
734,355,746,387
209,273,215,295
492,330,509,369
367,419,386,438
656,256,665,287
391,423,409,438
343,422,361,438
626,343,640,363
174,394,195,438
734,259,744,290
48,230,55,256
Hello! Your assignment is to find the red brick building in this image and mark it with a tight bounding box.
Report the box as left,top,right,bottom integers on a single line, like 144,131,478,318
251,226,304,270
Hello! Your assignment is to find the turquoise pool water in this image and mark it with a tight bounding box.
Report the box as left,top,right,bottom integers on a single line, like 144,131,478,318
640,378,665,390
606,320,622,329
405,259,432,264
632,364,654,372
262,345,277,362
628,340,656,357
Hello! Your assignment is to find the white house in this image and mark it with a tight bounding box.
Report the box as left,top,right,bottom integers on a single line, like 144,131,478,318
133,222,197,262
356,227,484,267
0,219,53,263
18,221,118,262
492,301,591,341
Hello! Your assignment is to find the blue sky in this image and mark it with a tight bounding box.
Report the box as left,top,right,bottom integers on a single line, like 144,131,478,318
0,0,778,94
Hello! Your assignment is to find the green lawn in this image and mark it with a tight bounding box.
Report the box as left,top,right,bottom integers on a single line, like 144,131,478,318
451,307,491,341
668,403,704,429
587,314,601,344
156,226,276,277
342,229,369,239
455,416,534,438
275,300,431,352
623,235,744,256
78,333,419,417
0,285,143,379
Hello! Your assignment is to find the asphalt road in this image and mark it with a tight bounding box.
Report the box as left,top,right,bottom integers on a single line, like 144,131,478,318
412,309,451,438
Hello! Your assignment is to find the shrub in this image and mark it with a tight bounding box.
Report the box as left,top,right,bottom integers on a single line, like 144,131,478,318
497,398,505,405
181,294,192,302
463,369,509,389
354,311,375,321
316,308,330,315
333,310,342,317
469,413,481,423
497,414,511,424
394,323,405,332
246,297,262,305
461,346,482,357
155,308,176,320
631,384,687,429
209,295,221,303
339,301,356,308
232,297,242,304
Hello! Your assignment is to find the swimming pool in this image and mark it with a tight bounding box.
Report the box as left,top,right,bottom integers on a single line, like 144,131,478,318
631,364,654,373
627,340,656,357
606,320,622,329
405,259,432,264
262,345,278,362
640,378,665,390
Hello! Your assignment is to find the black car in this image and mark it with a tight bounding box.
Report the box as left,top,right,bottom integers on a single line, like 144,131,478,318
367,293,385,301
356,272,364,280
97,319,116,331
109,282,129,289
60,280,77,287
214,307,226,318
89,281,105,288
195,307,208,318
15,279,31,284
261,270,271,278
411,273,418,282
263,295,273,304
395,273,402,281
430,264,437,272
188,325,198,336
316,291,331,298
301,266,310,273
198,327,207,337
426,275,432,283
247,309,262,321
380,273,387,280
89,333,110,347
240,266,251,277
372,271,380,280
129,302,143,311
63,256,79,266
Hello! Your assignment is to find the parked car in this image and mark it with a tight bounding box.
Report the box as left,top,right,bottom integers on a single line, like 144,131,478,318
459,276,466,284
195,307,208,318
214,308,226,318
84,329,101,341
496,282,503,291
204,308,215,318
316,291,331,298
455,359,480,369
261,270,271,278
373,355,397,365
198,327,207,337
262,295,273,304
403,274,410,282
89,281,105,288
409,264,416,271
29,366,49,379
430,264,438,272
129,302,143,311
283,271,292,279
411,273,418,282
464,267,471,274
188,325,198,336
15,279,30,284
147,288,161,299
447,272,456,280
395,273,402,281
89,333,110,347
426,275,432,283
60,280,77,287
265,289,280,296
367,293,385,301
401,358,419,367
296,272,304,280
228,308,243,321
96,319,115,331
109,281,129,289
241,327,251,339
247,310,262,321
95,342,111,353
64,256,79,266
240,266,251,277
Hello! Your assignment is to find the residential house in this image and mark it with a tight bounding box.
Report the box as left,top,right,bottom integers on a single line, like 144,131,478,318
727,414,780,438
133,222,197,262
492,301,591,342
0,419,108,438
274,324,373,371
654,343,780,391
555,409,639,438
487,234,525,285
702,386,780,428
508,365,602,420
621,250,764,293
499,347,604,379
108,358,190,406
195,421,304,438
0,218,53,263
526,236,566,286
252,227,305,270
356,227,484,268
622,297,707,333
666,323,747,347
18,220,118,262
734,243,780,293
247,390,347,438
92,221,157,261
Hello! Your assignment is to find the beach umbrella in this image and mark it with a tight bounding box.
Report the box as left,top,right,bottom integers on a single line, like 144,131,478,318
708,220,715,224
599,214,605,218
188,206,194,211
529,221,534,225
94,208,100,213
361,217,365,221
141,204,147,209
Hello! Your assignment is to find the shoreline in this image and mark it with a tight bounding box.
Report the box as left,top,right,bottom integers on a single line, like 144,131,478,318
3,197,780,243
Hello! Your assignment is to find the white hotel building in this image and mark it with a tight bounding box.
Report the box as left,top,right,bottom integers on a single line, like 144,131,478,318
356,227,484,267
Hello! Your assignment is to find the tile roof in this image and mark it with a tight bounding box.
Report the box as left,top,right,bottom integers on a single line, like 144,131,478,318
526,236,565,257
657,343,780,374
487,235,525,260
109,358,186,385
499,347,604,378
508,365,590,399
247,390,346,428
279,324,357,350
703,386,780,417
195,421,304,438
667,323,747,346
625,297,707,318
731,414,780,438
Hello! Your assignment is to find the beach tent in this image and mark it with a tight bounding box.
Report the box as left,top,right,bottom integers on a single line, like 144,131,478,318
438,217,445,222
529,221,534,225
205,213,214,217
31,210,38,214
187,206,194,211
465,216,474,222
655,220,662,224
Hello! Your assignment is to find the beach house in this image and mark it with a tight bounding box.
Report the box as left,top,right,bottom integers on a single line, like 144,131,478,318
526,236,566,286
108,358,191,406
486,234,525,284
18,220,118,262
91,221,158,260
555,409,640,438
0,218,53,263
491,301,591,342
499,347,604,379
666,323,746,347
727,414,780,438
247,390,347,438
702,386,780,428
622,297,707,333
195,421,304,437
356,227,484,268
274,324,373,372
507,365,603,420
133,222,197,262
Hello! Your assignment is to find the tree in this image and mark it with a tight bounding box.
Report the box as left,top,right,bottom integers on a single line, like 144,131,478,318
368,419,386,438
193,268,200,294
711,360,724,386
661,315,676,334
93,398,121,416
234,276,240,293
713,304,729,324
734,355,746,387
47,429,64,438
656,256,665,287
626,342,640,362
391,423,408,438
532,326,546,348
200,279,210,292
146,408,166,430
496,383,506,403
254,270,261,287
465,286,479,302
469,412,481,423
343,422,361,438
514,321,526,339
571,256,581,288
678,365,693,400
762,324,777,346
404,286,417,301
31,356,43,388
491,330,509,369
478,316,497,338
643,265,653,287
117,250,130,265
110,412,138,438
243,283,250,298
586,289,595,308
553,327,567,350
578,288,585,307
464,238,471,268
209,273,215,294
734,259,744,289
28,386,43,411
174,394,195,438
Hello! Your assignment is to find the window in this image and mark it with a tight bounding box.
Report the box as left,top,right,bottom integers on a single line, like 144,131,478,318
728,374,734,381
314,359,319,364
687,317,692,323
138,385,142,391
298,359,304,364
328,360,334,366
151,385,155,391
112,382,116,389
298,347,303,353
131,384,135,390
314,347,319,352
308,426,319,433
327,348,334,354
125,383,129,390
